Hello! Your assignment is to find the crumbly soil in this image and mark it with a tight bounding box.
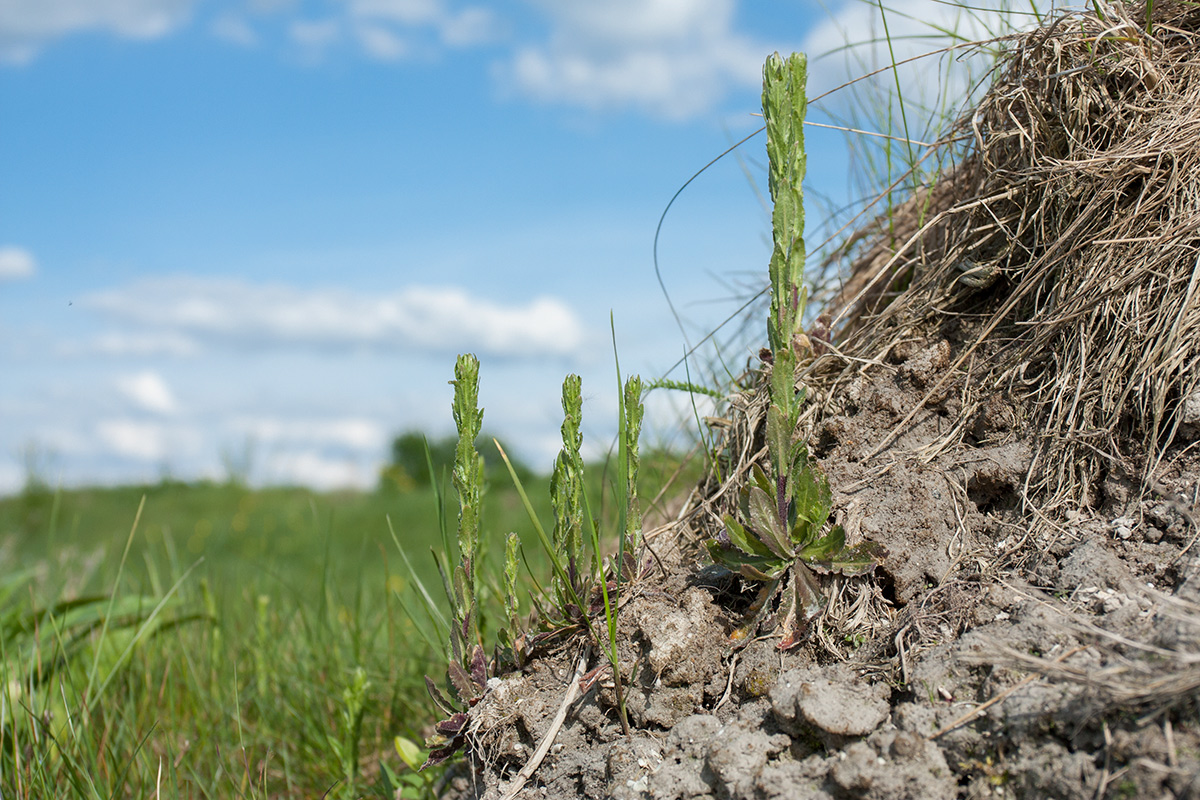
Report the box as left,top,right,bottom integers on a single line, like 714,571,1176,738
435,2,1200,794
436,334,1200,800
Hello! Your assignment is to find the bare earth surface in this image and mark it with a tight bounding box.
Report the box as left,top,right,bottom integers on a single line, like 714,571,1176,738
437,334,1200,800
435,2,1200,795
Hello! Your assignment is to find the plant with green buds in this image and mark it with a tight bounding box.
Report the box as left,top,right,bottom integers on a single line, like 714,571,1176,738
707,52,882,649
423,354,490,768
549,374,587,618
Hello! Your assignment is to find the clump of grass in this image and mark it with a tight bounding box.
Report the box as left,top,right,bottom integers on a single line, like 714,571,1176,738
805,0,1200,518
0,480,473,799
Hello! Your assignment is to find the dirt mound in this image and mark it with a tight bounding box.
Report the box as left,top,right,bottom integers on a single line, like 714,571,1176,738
438,3,1200,798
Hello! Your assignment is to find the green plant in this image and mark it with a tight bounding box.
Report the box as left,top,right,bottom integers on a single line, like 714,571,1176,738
706,52,882,650
597,369,645,735
422,354,491,767
328,665,370,796
619,373,645,560
549,374,588,622
389,735,436,798
497,369,645,736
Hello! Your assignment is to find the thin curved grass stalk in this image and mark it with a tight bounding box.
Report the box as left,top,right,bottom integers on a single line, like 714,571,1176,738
622,374,644,560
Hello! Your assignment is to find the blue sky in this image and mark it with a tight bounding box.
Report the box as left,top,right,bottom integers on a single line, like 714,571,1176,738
0,0,1019,492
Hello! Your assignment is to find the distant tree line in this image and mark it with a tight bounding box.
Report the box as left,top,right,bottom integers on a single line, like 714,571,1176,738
379,431,537,493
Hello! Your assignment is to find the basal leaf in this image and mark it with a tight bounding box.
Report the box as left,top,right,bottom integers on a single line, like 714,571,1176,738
728,578,782,645
469,644,488,693
777,562,826,651
424,675,455,715
705,540,787,580
820,541,886,577
765,402,791,483
749,463,773,499
798,525,845,562
746,485,791,560
434,712,468,736
788,462,831,546
721,514,774,559
737,559,789,582
421,741,463,770
447,661,477,704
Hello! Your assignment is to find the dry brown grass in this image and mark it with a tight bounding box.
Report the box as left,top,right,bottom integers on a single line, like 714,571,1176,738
681,1,1200,658
801,0,1200,513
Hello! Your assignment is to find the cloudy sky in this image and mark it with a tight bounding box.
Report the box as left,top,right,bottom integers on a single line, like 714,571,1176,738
0,0,1033,492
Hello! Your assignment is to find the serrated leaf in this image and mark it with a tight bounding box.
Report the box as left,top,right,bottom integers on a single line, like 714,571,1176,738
745,485,792,559
788,463,831,547
435,712,469,736
777,562,825,651
737,560,788,581
815,541,886,577
705,540,787,580
447,661,477,703
799,525,845,562
765,402,791,482
424,675,455,716
469,645,487,692
721,514,774,559
749,463,773,497
421,741,463,770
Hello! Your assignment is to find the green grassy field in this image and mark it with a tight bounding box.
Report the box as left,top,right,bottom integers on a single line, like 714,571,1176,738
0,449,698,799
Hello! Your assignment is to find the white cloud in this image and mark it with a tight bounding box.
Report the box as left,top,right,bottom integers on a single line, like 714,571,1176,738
0,246,36,280
344,0,498,55
289,17,340,52
287,1,497,60
231,416,387,452
355,22,407,60
18,426,92,458
83,276,585,358
211,12,257,47
96,418,200,462
263,449,375,490
115,371,179,415
0,0,194,64
439,7,493,47
344,0,442,25
497,0,774,119
65,331,202,358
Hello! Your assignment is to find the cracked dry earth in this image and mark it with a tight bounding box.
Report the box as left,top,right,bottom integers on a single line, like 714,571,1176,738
438,339,1200,800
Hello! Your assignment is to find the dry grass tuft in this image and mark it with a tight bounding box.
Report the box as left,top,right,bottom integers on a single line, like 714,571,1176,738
805,0,1200,513
686,0,1200,652
961,588,1200,719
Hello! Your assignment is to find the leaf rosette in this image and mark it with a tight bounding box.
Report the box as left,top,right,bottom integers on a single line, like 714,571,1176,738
707,457,883,649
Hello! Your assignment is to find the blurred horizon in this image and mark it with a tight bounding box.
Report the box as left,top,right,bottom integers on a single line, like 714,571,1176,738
0,0,1028,494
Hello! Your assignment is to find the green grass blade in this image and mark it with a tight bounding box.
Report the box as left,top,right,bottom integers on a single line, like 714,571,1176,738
83,494,144,703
